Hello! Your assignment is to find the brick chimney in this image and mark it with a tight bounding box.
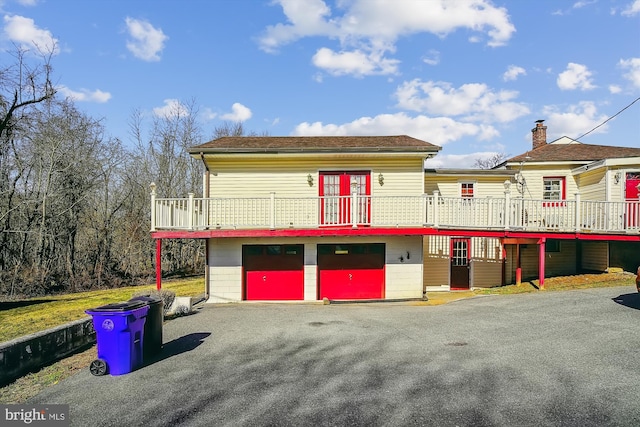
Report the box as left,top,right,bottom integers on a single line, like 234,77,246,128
531,120,547,149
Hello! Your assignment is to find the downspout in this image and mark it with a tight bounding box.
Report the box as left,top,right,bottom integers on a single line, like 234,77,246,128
200,152,211,301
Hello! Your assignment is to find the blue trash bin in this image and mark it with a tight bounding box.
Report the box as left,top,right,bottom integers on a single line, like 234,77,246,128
85,300,149,376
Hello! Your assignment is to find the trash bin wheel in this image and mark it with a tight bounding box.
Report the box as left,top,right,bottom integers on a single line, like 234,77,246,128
89,359,108,376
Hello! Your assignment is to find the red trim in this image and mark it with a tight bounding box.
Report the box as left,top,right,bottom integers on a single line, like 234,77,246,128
539,238,545,289
542,176,566,207
450,238,471,289
155,239,162,290
151,227,640,241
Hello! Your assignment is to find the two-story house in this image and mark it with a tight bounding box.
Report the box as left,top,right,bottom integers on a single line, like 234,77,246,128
150,124,640,301
152,136,441,302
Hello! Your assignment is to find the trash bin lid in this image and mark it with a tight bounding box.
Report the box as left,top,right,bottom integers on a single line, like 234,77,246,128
87,300,147,312
129,295,162,305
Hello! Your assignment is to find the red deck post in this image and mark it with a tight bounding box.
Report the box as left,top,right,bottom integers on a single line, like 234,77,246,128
156,238,162,290
538,238,545,289
515,244,521,285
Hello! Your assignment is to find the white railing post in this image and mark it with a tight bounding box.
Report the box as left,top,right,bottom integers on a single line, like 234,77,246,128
487,196,493,228
270,192,276,230
150,182,157,231
351,179,358,229
188,193,194,230
422,194,428,225
433,190,440,228
503,181,511,230
574,192,581,232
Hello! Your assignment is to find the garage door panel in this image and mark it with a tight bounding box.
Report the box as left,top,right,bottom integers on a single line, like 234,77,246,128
246,270,304,300
319,268,384,299
318,243,385,300
244,245,304,301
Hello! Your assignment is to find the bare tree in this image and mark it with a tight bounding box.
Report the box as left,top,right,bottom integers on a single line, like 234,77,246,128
0,46,55,140
212,121,269,139
473,153,508,169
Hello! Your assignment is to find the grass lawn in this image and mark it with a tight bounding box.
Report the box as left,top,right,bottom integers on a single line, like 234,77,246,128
0,277,205,343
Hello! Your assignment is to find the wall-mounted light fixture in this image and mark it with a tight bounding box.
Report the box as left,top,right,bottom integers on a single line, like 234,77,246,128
614,171,621,184
378,173,384,186
503,180,512,192
307,174,314,186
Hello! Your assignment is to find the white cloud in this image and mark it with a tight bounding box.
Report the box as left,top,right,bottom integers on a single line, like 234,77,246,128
259,0,515,77
609,85,622,94
542,101,608,139
503,65,526,81
312,47,399,77
125,17,168,62
17,0,38,6
201,107,217,121
3,15,58,54
293,112,499,146
258,0,338,53
57,86,111,103
220,103,252,122
573,0,596,9
619,57,640,88
557,63,596,90
153,99,188,118
424,152,502,169
394,79,530,123
422,49,440,66
622,0,640,16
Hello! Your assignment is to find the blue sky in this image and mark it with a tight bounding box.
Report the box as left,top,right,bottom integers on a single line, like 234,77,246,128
1,0,639,167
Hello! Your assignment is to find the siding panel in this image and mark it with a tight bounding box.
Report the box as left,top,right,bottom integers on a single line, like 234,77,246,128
581,241,608,271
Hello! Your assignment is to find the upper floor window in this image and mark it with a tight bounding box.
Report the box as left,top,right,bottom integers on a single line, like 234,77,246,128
543,177,565,200
460,182,474,198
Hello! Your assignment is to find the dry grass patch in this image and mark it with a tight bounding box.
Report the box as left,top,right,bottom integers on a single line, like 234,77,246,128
475,272,634,295
0,348,95,404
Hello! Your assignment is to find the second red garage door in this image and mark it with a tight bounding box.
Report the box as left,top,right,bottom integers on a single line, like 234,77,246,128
318,243,385,300
243,245,304,300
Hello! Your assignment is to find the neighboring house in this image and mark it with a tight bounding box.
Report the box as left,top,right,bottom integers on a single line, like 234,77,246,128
498,121,640,279
150,124,640,301
422,121,640,290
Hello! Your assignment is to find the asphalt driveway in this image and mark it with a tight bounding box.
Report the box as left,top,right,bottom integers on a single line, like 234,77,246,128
31,286,640,426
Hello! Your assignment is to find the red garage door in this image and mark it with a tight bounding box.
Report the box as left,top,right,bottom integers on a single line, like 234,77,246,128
318,243,385,300
243,245,304,300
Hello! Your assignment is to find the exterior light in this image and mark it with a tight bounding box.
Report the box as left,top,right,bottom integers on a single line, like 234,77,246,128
150,182,157,194
378,173,384,185
307,174,314,186
503,180,511,191
614,171,621,184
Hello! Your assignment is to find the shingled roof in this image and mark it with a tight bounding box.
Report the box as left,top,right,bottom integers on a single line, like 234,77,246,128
506,142,640,163
189,135,441,154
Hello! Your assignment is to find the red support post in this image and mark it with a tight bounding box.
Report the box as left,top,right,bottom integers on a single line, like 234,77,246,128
156,239,162,290
515,244,521,286
538,238,545,289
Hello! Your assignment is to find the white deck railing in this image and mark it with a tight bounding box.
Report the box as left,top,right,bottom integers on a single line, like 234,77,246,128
150,191,640,234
